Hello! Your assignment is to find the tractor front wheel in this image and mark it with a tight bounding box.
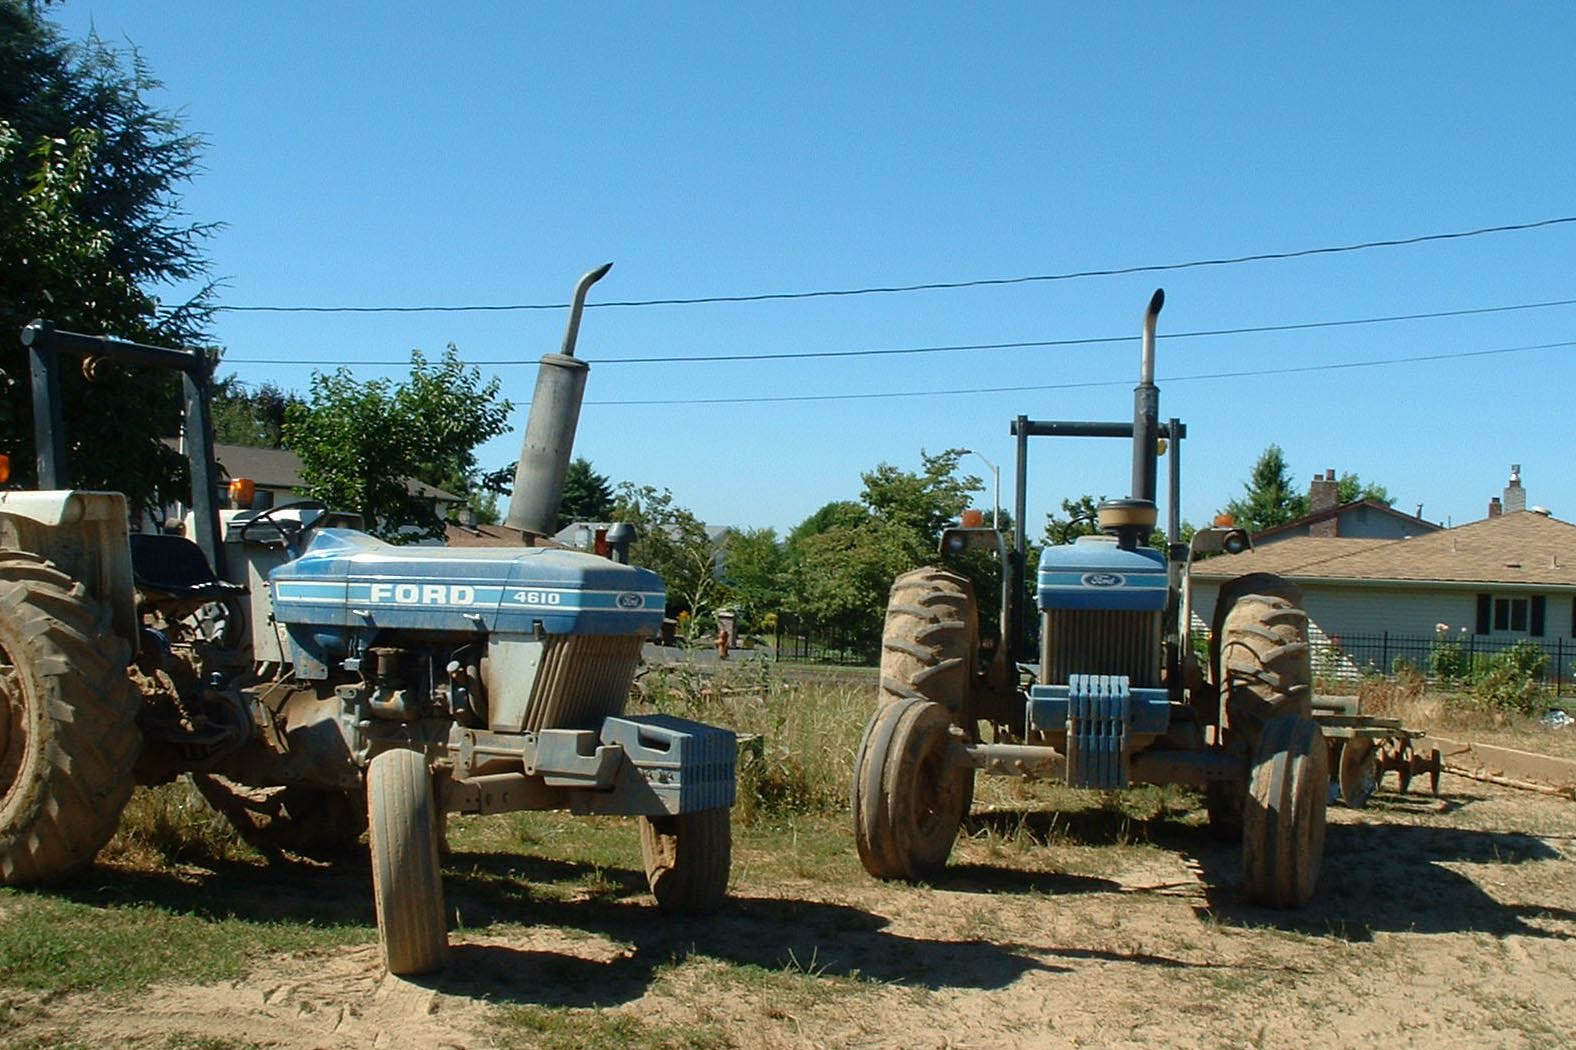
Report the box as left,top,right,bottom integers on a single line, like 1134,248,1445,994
639,807,731,913
1337,736,1379,808
852,697,971,880
367,748,447,975
1242,714,1328,907
0,552,139,885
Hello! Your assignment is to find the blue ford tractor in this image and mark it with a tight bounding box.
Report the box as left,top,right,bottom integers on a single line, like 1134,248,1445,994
852,290,1327,907
2,265,735,974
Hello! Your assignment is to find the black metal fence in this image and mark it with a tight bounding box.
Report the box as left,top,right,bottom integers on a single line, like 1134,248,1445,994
1312,631,1570,698
773,613,881,666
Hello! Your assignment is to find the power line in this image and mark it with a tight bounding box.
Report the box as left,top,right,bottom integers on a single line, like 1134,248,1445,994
581,339,1576,407
215,215,1576,315
221,295,1576,366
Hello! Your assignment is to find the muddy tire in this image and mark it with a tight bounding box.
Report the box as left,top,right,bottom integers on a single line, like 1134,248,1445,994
1337,736,1379,808
0,552,138,885
1242,714,1327,907
640,807,730,913
852,697,971,881
194,775,367,859
878,567,978,723
1219,592,1312,740
368,748,447,975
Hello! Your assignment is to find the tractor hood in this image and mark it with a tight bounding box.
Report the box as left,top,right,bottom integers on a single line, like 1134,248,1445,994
270,529,665,636
1037,535,1168,613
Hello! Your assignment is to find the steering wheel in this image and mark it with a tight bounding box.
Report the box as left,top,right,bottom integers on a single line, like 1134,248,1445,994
236,500,329,550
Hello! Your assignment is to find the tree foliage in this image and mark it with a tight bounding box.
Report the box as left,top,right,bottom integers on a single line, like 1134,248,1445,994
283,347,511,542
1222,444,1305,534
612,483,720,628
720,526,788,632
779,449,983,643
557,456,615,530
1,2,216,513
211,377,300,449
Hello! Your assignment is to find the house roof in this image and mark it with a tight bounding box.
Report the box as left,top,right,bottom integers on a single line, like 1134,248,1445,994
1252,498,1440,542
1193,511,1576,588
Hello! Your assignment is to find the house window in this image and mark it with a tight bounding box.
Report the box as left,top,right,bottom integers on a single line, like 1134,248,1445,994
1481,593,1546,636
1493,597,1526,632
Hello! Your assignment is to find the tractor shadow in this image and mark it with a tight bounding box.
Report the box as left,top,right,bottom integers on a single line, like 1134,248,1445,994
53,847,1061,1008
1167,793,1575,942
428,850,1066,1005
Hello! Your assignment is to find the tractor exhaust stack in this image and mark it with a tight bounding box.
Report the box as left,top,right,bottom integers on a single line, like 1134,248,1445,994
1130,288,1164,506
505,263,613,539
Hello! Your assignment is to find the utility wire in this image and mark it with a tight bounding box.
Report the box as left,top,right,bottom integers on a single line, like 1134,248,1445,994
581,339,1576,407
222,296,1576,366
215,215,1576,315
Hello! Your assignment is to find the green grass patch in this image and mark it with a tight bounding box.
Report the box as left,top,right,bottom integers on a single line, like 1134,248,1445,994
0,890,363,992
490,1004,732,1050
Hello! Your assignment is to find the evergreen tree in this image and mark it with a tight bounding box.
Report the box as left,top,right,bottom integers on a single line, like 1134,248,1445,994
1,1,217,513
1223,444,1308,533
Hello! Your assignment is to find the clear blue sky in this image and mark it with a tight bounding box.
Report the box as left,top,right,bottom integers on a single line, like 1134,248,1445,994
52,2,1576,536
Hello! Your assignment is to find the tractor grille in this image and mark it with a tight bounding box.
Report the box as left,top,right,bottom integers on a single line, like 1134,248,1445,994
522,634,643,732
1042,609,1162,688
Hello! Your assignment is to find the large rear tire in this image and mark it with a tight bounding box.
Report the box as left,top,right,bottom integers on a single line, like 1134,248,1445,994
367,749,447,975
0,552,138,885
640,807,731,913
1219,591,1312,741
1242,714,1327,907
852,697,971,880
878,567,978,723
194,775,367,859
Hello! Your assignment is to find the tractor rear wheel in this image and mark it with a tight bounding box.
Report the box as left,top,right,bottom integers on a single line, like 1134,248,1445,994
878,567,978,724
0,552,139,885
852,697,971,880
367,748,447,975
1242,714,1327,907
639,807,731,913
1219,591,1312,743
194,775,367,859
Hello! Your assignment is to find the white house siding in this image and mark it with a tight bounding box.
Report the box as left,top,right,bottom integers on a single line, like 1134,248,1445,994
1191,578,1576,685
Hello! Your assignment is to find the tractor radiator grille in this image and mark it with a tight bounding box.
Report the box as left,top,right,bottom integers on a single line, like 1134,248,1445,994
1042,610,1162,688
523,634,643,732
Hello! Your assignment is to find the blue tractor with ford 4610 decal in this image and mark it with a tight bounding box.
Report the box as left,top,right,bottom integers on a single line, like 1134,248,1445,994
2,265,734,974
852,290,1326,907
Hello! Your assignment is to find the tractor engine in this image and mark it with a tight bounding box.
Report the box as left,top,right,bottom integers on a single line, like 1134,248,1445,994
268,529,663,740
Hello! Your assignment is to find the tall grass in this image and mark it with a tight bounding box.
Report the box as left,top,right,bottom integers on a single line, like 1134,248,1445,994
632,660,872,823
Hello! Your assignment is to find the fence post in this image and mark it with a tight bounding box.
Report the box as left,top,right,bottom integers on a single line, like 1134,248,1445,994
1381,631,1389,674
1558,636,1565,701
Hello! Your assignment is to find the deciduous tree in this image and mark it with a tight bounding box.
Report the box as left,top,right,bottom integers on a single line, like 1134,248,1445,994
283,348,511,541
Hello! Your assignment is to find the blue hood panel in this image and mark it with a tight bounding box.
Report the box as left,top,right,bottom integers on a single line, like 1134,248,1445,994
270,529,665,636
1037,536,1168,613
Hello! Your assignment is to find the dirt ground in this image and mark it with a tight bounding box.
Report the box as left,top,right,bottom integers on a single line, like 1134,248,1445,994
11,772,1575,1050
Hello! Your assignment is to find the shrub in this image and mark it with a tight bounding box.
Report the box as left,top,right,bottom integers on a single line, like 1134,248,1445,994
1470,640,1549,716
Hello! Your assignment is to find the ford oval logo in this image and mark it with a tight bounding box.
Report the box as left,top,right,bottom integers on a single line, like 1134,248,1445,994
1082,572,1125,588
616,592,645,610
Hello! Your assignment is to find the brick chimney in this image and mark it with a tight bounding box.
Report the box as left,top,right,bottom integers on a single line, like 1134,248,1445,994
1308,468,1339,538
1488,496,1502,518
1503,464,1526,514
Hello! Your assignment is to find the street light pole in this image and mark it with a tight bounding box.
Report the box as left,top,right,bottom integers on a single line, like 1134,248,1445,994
959,448,1000,531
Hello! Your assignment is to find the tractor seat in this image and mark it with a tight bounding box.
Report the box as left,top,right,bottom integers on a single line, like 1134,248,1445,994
129,533,249,602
